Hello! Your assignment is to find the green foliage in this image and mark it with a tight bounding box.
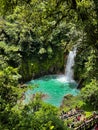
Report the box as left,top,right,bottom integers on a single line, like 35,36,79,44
0,93,67,130
61,94,84,112
0,66,24,129
0,3,69,81
0,41,21,68
81,79,98,110
0,0,98,129
75,45,98,81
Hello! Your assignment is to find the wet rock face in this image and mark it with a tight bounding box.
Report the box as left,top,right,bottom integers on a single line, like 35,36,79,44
64,94,73,100
41,94,49,100
20,52,65,82
77,79,84,89
33,66,64,80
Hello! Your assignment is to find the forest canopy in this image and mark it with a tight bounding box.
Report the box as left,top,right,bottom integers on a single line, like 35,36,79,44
0,0,98,129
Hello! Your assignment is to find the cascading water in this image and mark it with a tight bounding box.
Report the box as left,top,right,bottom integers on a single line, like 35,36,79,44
57,47,77,83
26,47,79,107
65,47,77,82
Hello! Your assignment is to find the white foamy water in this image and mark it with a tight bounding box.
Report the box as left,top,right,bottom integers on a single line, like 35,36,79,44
65,47,77,82
57,47,77,83
56,75,75,83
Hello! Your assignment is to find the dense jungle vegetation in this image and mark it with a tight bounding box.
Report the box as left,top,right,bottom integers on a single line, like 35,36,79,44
0,0,98,129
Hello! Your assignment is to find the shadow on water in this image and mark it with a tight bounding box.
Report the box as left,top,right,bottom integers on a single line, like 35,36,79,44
66,82,78,88
36,75,57,81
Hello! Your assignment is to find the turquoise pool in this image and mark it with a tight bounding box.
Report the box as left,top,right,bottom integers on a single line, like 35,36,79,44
26,75,79,107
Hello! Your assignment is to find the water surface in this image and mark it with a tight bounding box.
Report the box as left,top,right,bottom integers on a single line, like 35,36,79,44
26,75,79,107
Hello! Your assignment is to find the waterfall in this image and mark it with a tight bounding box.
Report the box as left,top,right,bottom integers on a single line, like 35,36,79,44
65,47,77,82
57,47,77,83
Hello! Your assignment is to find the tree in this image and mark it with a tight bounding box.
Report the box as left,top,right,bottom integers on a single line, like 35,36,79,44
0,0,98,128
81,79,98,110
0,66,22,129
